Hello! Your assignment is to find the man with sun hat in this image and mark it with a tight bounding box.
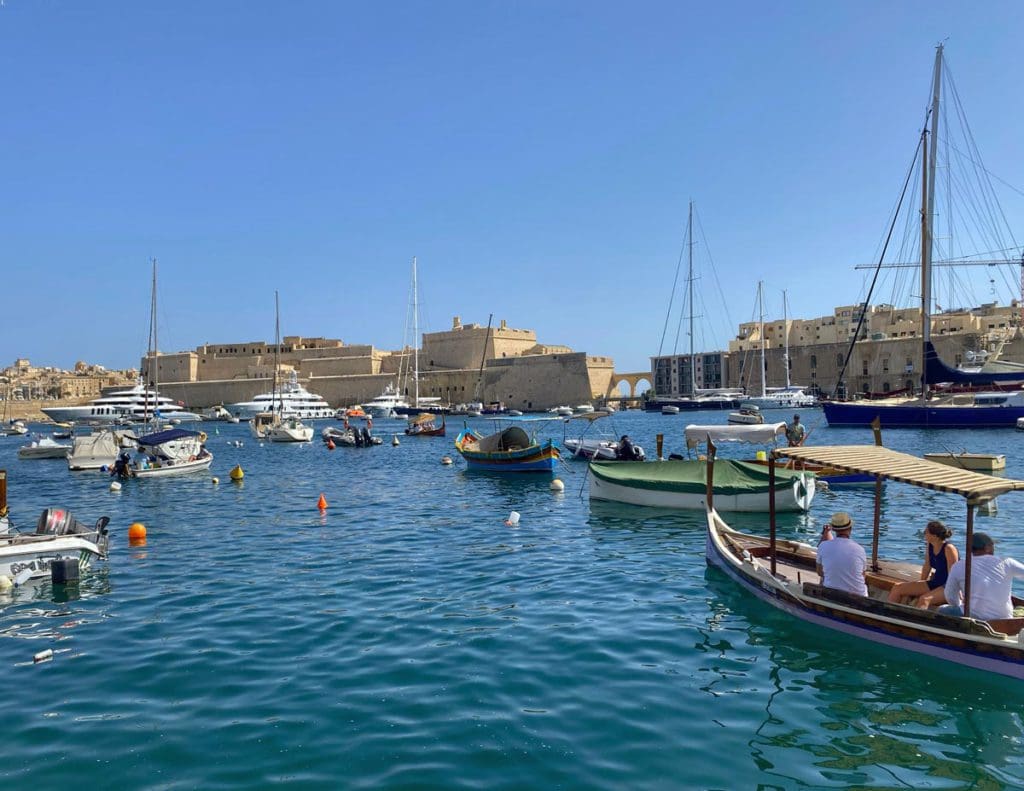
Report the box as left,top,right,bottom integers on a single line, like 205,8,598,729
816,512,868,596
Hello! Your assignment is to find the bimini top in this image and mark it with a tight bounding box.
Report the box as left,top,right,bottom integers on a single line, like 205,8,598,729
137,428,204,446
685,423,786,450
777,445,1024,504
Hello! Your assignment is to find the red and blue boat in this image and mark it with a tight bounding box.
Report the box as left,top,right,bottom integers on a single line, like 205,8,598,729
454,424,560,473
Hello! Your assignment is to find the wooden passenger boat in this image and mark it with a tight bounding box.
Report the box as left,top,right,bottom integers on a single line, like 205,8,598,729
455,425,559,472
705,444,1024,679
922,452,1006,472
405,413,446,437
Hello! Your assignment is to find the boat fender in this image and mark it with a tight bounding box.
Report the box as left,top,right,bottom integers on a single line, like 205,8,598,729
33,649,54,663
0,575,12,592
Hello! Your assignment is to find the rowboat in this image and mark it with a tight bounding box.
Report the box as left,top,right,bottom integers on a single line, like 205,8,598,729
455,424,559,473
922,452,1006,472
705,444,1024,679
405,413,445,437
589,458,814,512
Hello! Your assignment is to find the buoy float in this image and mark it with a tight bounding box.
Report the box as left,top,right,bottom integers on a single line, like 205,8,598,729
211,477,219,485
441,455,453,465
128,522,147,545
0,575,12,592
392,434,400,446
550,479,565,492
317,493,328,510
110,481,122,492
327,439,335,450
33,648,54,663
505,510,521,526
229,465,244,481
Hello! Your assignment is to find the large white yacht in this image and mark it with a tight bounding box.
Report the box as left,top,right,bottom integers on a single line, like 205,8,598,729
362,383,411,418
226,372,334,421
41,381,201,424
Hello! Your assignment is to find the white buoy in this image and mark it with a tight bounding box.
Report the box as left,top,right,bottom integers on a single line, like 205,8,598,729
441,455,453,465
550,479,565,492
0,575,12,592
13,568,33,587
211,477,219,485
33,649,53,663
110,481,122,492
505,511,521,526
392,434,400,446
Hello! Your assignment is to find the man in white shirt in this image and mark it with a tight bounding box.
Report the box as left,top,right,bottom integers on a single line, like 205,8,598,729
816,511,868,596
942,532,1024,620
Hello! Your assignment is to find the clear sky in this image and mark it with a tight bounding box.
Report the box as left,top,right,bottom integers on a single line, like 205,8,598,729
2,1,1023,374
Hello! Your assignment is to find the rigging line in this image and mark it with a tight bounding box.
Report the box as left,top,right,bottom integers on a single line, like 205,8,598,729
834,128,925,398
694,208,735,349
657,214,690,359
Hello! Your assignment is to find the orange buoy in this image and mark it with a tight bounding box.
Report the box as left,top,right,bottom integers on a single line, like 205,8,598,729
317,493,328,510
327,439,335,450
128,522,147,545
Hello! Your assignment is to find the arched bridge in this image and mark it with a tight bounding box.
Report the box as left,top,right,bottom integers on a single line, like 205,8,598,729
606,372,652,403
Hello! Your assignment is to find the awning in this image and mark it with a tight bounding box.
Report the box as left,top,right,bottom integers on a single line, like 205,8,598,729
685,422,787,449
777,445,1024,503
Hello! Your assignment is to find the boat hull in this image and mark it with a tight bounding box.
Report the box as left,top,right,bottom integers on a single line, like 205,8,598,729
455,436,560,472
822,400,1024,428
705,515,1024,679
133,454,213,477
588,460,814,512
0,538,103,581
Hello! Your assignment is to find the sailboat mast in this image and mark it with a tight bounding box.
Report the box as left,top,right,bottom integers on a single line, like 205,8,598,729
758,281,766,398
783,289,791,389
922,43,942,354
475,313,493,402
412,256,419,408
150,258,158,422
274,290,281,416
687,201,696,396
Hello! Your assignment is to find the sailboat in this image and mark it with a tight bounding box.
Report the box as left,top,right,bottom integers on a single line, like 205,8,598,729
646,203,744,412
742,285,817,411
128,260,213,478
395,256,447,416
823,45,1024,428
253,292,314,443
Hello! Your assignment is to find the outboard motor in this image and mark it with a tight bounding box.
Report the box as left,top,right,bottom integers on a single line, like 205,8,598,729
361,427,372,446
36,508,76,536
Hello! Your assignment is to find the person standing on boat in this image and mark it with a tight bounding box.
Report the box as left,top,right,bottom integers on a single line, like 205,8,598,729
616,435,637,461
816,512,868,596
785,414,806,447
941,532,1024,620
887,520,958,608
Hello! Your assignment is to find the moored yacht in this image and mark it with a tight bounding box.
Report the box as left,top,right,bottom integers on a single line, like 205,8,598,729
41,380,201,424
226,371,334,421
363,384,411,418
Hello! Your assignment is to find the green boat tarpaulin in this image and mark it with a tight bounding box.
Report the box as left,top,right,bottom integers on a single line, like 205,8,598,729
588,459,810,496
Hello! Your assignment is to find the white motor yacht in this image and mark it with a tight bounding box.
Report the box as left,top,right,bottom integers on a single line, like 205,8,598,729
226,372,334,421
363,384,411,418
41,380,201,424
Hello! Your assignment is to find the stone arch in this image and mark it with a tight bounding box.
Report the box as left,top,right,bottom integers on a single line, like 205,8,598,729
606,372,652,400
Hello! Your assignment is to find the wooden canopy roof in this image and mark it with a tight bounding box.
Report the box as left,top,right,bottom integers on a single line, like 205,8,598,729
776,445,1024,504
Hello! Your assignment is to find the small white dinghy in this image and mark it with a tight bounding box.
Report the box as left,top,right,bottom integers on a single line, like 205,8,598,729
18,436,72,459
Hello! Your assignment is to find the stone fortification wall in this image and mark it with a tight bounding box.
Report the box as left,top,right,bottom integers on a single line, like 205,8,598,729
423,317,538,369
481,353,613,411
303,355,381,377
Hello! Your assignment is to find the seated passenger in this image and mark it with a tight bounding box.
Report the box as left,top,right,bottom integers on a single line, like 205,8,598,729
888,520,958,608
816,512,868,596
941,532,1024,620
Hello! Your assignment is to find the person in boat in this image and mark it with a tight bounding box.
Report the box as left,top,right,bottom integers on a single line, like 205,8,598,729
785,414,806,447
816,512,868,596
940,532,1024,620
111,451,133,479
616,435,638,461
887,520,958,608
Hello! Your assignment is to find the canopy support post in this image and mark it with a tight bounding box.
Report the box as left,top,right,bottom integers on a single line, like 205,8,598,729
964,500,975,619
871,475,882,571
705,436,716,513
769,451,777,576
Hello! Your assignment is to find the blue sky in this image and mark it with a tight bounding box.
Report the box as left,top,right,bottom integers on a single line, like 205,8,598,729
2,1,1023,374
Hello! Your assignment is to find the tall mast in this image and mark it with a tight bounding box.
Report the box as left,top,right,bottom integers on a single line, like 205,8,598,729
474,313,493,403
687,201,696,396
146,258,159,423
921,43,942,398
274,290,281,417
783,289,791,388
412,256,419,408
758,281,767,398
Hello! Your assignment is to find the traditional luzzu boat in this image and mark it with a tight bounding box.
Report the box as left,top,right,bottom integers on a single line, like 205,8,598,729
0,471,110,582
455,423,560,473
705,443,1024,680
405,413,446,437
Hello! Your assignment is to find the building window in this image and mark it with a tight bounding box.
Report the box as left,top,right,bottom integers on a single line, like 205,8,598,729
810,354,817,368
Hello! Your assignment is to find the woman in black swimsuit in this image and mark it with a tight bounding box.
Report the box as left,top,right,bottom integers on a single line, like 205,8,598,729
888,520,959,608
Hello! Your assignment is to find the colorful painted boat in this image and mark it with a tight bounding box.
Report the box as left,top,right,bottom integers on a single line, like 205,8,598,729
455,426,559,472
589,458,814,512
405,413,446,437
706,443,1024,680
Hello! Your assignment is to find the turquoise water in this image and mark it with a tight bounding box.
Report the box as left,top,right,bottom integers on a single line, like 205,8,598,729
3,410,1024,788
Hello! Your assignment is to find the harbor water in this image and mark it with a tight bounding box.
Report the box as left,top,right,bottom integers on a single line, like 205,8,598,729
3,409,1024,788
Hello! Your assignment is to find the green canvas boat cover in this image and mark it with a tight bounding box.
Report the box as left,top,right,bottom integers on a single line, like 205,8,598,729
588,459,811,495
